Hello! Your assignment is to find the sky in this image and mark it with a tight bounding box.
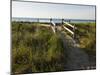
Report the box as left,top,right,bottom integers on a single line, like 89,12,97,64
12,1,96,20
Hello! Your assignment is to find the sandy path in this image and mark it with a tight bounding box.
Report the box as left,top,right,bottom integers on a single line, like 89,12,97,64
57,26,89,70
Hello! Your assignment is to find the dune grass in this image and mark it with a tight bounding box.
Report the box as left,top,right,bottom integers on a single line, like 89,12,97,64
12,22,96,74
72,22,96,55
12,22,65,74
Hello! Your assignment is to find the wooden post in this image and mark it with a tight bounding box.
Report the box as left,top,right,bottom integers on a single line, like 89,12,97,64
50,18,52,24
62,19,64,24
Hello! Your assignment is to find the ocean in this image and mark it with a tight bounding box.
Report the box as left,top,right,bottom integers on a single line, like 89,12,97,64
12,17,96,23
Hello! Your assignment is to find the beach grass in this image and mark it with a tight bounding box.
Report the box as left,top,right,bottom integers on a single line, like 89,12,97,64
12,22,65,74
12,21,96,74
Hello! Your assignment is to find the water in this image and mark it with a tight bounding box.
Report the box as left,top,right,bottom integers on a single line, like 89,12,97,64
12,17,95,23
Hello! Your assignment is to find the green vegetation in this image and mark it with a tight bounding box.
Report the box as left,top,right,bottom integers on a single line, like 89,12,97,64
73,22,96,55
12,22,65,74
12,22,96,74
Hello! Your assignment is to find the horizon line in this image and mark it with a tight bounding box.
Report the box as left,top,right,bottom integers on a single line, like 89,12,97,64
12,17,96,21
